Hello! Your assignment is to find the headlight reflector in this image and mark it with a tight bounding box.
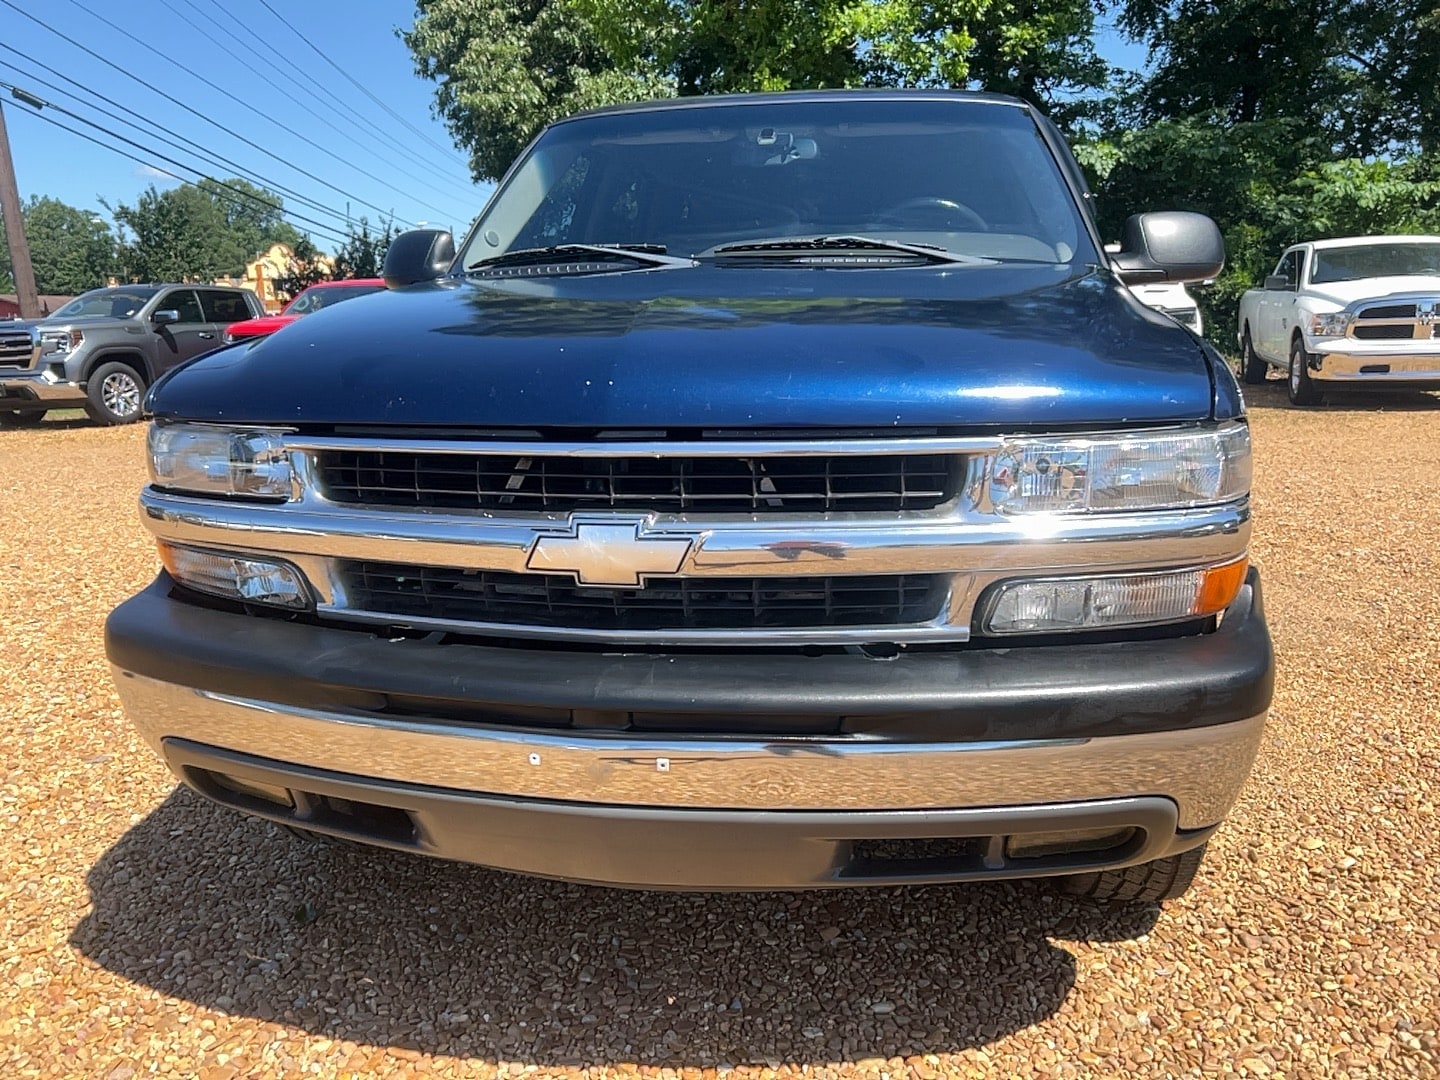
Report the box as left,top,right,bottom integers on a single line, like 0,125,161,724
40,328,82,354
981,557,1248,635
158,542,311,609
989,424,1250,514
1309,311,1352,338
148,423,292,499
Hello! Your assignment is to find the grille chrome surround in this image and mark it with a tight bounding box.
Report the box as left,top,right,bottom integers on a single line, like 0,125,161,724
1348,296,1440,342
0,327,38,369
339,561,943,633
138,428,1253,645
315,447,956,514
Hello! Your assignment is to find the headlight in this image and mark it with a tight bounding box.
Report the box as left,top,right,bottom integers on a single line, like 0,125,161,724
981,557,1249,635
1309,312,1352,338
158,542,311,609
989,423,1250,514
148,423,293,499
40,328,82,354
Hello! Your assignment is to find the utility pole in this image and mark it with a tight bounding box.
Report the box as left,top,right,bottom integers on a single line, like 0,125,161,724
0,98,40,319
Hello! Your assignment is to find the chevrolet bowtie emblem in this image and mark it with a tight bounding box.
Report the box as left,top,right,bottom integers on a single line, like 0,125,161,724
526,520,693,586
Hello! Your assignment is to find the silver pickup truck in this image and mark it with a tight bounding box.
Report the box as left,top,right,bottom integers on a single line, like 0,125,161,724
0,284,262,426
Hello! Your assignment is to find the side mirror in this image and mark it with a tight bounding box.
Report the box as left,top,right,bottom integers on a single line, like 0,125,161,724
1264,274,1291,291
152,309,180,327
383,228,456,288
1110,211,1225,284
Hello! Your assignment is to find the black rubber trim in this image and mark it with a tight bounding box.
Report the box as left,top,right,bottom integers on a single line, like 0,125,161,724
163,738,1213,891
106,568,1273,742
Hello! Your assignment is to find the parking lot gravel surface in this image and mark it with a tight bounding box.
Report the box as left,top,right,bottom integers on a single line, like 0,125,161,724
2,383,1439,1079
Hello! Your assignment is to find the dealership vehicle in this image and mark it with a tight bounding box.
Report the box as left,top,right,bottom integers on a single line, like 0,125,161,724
0,284,262,426
223,278,386,343
1237,235,1440,405
1128,281,1203,334
107,91,1273,900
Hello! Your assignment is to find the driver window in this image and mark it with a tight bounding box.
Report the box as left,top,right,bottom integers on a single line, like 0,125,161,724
1274,252,1299,290
157,289,204,323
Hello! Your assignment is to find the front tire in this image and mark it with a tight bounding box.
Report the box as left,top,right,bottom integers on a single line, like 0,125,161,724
1060,841,1208,903
84,361,147,425
1240,328,1268,384
1288,338,1323,406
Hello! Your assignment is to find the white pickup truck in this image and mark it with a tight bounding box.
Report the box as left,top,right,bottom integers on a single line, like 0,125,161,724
1237,235,1440,405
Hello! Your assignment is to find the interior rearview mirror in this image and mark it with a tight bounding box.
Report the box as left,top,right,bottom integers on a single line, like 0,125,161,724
152,309,180,327
1110,211,1225,284
384,229,457,289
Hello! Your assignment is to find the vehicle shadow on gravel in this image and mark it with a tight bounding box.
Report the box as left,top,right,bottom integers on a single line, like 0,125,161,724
1241,379,1440,412
72,789,1160,1067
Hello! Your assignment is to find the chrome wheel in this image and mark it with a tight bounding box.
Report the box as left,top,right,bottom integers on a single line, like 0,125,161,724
101,371,141,417
1289,355,1301,395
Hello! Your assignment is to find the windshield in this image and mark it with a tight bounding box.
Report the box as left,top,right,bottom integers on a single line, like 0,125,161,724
1311,243,1440,284
461,98,1092,268
284,283,385,315
54,288,158,319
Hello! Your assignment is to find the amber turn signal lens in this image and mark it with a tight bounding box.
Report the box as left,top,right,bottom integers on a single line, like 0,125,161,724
1193,557,1249,617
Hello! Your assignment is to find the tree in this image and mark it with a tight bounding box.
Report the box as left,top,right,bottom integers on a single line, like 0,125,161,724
108,179,302,282
271,235,332,301
2,196,116,295
330,217,403,279
403,0,1114,181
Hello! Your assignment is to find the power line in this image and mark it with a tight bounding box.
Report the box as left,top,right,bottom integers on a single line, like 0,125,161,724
253,0,475,172
190,0,477,201
0,50,354,232
0,0,409,227
58,0,462,223
4,91,351,246
154,0,478,207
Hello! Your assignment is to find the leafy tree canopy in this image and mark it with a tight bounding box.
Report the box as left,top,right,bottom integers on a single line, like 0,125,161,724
0,195,116,296
107,179,301,283
403,0,1111,182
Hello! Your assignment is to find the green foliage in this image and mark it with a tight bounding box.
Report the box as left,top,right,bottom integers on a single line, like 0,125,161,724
108,180,299,283
404,0,1112,181
0,196,116,295
271,235,331,301
330,217,403,279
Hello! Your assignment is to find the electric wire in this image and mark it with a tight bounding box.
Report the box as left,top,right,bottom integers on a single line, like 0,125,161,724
4,96,351,246
58,0,462,222
154,0,477,207
0,0,410,227
253,0,474,171
0,51,354,232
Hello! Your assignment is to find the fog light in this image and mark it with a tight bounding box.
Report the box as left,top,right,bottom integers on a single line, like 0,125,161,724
981,557,1247,635
158,542,311,610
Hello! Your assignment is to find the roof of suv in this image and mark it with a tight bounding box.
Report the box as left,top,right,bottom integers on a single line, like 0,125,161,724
561,88,1032,124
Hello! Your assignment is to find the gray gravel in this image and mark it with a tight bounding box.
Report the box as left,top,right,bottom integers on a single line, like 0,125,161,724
2,384,1439,1078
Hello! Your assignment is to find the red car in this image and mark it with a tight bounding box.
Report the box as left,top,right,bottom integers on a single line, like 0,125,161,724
223,278,386,342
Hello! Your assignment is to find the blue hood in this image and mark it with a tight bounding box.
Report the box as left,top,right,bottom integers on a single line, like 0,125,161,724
150,264,1217,430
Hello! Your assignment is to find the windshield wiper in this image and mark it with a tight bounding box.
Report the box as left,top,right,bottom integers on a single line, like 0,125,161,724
468,243,695,272
708,235,989,265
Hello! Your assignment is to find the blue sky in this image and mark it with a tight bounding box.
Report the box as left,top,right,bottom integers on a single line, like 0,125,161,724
2,2,1149,254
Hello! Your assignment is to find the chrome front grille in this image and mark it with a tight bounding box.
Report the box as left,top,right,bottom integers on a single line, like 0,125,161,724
314,448,956,514
1351,298,1440,342
0,328,36,368
339,561,942,632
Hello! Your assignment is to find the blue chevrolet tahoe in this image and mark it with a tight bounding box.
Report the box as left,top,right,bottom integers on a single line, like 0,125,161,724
106,91,1274,901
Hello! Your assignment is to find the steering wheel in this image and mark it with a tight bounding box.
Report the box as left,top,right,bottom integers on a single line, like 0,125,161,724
874,196,988,232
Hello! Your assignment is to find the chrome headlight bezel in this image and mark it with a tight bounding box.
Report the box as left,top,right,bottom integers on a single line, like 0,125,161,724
1308,311,1353,339
147,422,295,500
987,422,1251,516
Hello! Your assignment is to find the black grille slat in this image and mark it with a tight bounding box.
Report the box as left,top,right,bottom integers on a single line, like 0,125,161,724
316,450,955,514
1353,324,1417,340
1357,304,1417,320
339,562,940,632
0,331,34,367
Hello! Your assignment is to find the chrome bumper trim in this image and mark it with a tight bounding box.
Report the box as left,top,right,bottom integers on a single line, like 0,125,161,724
114,668,1267,829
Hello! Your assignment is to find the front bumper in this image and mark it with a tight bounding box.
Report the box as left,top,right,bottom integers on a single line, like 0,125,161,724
0,371,85,410
1309,342,1440,387
107,571,1273,889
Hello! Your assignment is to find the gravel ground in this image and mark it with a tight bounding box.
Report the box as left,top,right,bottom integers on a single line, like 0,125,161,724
2,383,1439,1079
